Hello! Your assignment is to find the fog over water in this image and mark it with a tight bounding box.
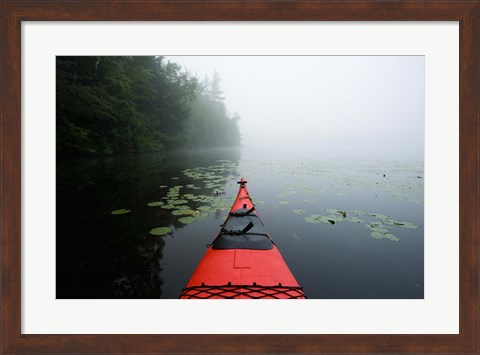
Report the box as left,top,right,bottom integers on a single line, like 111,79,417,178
166,56,424,161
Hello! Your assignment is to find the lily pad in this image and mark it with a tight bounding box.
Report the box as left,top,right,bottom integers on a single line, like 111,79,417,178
174,205,191,210
195,194,213,201
147,201,163,207
111,209,131,215
170,199,188,205
370,231,399,241
393,221,419,229
149,226,173,236
305,214,332,224
198,205,215,212
366,222,399,241
293,209,306,215
369,212,419,229
384,233,400,241
178,216,196,224
161,204,177,210
279,201,289,205
368,213,389,220
326,209,347,218
370,231,386,239
367,223,390,234
346,216,364,223
172,209,196,216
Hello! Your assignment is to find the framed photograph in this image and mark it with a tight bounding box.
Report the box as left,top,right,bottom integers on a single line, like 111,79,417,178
1,1,478,354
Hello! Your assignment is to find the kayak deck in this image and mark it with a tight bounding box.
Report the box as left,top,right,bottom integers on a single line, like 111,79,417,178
180,178,306,299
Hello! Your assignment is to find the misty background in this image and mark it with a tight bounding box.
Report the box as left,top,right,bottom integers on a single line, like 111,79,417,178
167,56,424,161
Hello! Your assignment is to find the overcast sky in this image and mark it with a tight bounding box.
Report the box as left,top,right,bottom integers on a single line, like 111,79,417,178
166,56,424,161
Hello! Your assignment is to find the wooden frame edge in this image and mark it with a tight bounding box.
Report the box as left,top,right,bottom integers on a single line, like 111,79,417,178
1,1,478,354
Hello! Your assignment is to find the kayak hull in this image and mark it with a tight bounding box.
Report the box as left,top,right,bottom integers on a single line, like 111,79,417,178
180,178,306,299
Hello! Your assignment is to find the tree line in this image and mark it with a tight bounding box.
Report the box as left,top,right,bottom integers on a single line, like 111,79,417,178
56,56,241,156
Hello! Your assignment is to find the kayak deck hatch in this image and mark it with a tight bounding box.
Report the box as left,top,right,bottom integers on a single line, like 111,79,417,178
212,207,273,250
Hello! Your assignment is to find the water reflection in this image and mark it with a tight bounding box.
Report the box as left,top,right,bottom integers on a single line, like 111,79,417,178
56,147,423,299
56,148,241,298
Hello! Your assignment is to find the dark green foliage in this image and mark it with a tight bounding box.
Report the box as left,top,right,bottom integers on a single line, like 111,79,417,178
57,57,241,156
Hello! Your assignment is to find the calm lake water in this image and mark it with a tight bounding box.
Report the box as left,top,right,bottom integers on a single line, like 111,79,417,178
56,147,424,299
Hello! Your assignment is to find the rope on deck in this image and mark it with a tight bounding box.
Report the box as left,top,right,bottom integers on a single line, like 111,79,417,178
180,283,307,299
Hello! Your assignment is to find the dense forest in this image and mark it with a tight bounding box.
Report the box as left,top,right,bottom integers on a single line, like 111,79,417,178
56,56,241,156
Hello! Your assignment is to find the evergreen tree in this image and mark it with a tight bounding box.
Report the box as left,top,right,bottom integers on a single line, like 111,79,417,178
56,56,240,156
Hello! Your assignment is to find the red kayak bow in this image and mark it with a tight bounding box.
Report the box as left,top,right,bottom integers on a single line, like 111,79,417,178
180,178,306,299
